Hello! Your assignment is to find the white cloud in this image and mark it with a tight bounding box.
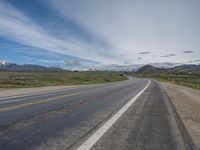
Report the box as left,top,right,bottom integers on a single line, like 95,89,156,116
49,0,200,64
39,60,64,63
0,1,120,65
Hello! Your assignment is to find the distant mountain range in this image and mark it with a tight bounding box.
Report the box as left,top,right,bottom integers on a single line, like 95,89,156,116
0,60,199,75
96,62,178,72
136,65,165,75
0,61,63,71
136,64,200,75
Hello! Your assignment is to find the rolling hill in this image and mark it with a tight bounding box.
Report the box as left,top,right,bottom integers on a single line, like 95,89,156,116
136,64,200,75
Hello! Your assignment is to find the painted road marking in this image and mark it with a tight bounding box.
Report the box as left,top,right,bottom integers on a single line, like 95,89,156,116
0,86,81,101
77,80,151,150
0,82,130,112
0,93,80,112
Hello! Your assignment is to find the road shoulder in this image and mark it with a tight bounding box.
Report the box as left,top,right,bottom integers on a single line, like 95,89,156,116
90,81,189,150
161,82,200,149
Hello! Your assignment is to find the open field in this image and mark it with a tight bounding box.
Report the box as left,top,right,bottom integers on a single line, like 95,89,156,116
152,75,200,89
0,71,127,88
135,75,200,90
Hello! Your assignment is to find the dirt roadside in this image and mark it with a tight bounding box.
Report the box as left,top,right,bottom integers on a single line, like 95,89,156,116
161,82,200,149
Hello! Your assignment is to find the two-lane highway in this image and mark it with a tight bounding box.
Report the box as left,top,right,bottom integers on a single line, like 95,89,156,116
0,78,147,150
0,78,194,150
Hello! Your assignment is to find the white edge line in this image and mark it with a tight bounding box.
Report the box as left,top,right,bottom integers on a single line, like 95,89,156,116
76,79,151,150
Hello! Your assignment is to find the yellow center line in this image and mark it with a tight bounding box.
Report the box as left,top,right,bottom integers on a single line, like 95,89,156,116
0,83,124,112
0,93,80,112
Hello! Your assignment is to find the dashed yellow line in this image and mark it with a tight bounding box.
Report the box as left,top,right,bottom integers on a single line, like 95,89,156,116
0,93,80,112
0,83,125,112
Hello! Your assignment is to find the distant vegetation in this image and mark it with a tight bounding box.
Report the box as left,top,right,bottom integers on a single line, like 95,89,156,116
134,65,200,89
0,63,199,89
142,75,200,89
0,71,127,88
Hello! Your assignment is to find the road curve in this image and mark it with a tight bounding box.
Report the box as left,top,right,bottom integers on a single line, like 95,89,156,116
0,78,193,150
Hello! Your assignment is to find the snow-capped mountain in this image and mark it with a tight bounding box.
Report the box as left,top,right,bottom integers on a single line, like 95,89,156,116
0,60,63,71
0,60,10,66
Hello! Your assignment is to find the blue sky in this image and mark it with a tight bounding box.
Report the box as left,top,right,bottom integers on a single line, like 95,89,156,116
0,0,200,69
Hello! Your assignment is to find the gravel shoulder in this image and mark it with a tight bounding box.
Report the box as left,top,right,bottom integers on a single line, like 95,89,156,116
91,81,190,150
161,82,200,149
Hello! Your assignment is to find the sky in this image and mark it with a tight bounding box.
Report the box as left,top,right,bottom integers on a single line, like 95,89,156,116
0,0,200,69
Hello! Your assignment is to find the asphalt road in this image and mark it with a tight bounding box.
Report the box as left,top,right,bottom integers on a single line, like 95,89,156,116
0,78,194,150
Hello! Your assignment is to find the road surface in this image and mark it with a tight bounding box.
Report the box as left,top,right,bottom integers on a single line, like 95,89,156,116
0,78,194,150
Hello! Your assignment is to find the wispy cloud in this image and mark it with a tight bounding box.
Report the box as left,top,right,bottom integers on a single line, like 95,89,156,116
0,0,200,65
39,60,64,63
160,54,176,57
183,51,194,54
65,60,81,67
49,0,200,64
63,59,99,70
139,51,151,54
0,1,119,65
20,56,35,61
187,59,200,63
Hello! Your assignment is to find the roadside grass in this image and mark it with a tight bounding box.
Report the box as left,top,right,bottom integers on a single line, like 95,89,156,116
0,71,127,88
139,75,200,90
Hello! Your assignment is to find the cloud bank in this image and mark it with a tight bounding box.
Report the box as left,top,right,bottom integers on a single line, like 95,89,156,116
0,1,120,65
49,0,200,64
0,0,199,65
